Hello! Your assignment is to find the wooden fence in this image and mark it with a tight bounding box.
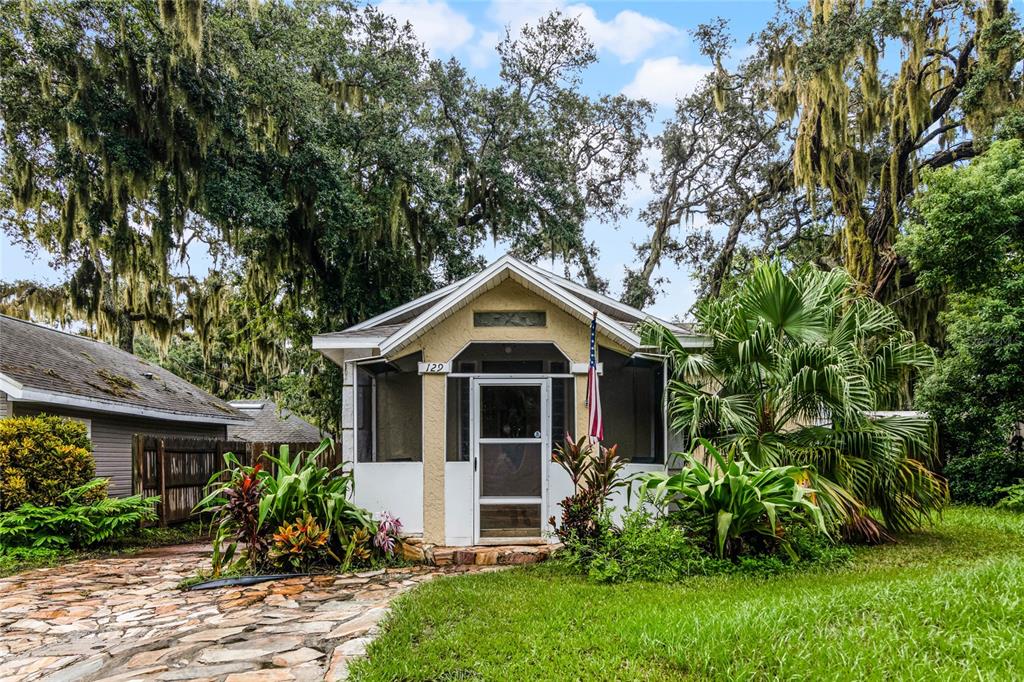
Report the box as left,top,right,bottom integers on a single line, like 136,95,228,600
132,436,340,526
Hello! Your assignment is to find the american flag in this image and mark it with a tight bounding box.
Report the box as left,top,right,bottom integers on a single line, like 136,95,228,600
586,312,603,441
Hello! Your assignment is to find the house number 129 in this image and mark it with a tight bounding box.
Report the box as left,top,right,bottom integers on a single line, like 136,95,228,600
418,362,450,374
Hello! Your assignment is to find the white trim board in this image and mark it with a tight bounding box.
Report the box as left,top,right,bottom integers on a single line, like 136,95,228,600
0,372,249,425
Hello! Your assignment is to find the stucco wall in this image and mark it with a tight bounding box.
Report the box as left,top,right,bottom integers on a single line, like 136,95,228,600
7,401,227,496
404,276,630,543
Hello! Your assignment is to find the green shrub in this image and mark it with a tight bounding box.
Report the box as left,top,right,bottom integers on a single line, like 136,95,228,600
0,478,158,549
578,511,728,583
996,483,1024,512
196,440,378,575
561,511,852,583
637,439,826,558
944,451,1024,505
0,414,96,510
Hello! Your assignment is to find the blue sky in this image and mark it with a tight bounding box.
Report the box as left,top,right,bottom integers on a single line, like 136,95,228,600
0,1,780,321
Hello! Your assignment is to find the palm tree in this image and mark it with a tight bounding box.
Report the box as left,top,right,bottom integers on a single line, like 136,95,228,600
641,261,947,539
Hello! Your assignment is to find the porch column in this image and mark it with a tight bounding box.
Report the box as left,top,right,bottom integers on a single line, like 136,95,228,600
421,373,446,543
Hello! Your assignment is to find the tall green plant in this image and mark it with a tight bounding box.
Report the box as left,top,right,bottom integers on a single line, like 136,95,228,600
641,261,947,538
638,440,823,558
256,441,371,536
0,479,157,549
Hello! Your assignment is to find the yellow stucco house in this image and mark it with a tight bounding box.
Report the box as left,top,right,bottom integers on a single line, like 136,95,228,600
313,255,705,546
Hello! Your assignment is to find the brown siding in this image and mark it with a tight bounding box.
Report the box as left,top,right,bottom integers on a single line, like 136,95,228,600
9,402,227,497
0,391,11,418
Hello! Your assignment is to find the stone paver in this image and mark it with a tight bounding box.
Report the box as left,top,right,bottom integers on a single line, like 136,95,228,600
0,544,503,681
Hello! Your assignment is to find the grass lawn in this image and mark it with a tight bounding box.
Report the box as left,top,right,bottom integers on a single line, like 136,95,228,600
349,507,1024,681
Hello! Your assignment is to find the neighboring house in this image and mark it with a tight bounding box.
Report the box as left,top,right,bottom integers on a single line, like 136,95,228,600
0,314,250,496
313,254,707,546
227,400,327,442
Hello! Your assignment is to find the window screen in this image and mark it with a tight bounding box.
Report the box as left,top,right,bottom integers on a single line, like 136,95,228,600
598,347,664,463
356,353,423,462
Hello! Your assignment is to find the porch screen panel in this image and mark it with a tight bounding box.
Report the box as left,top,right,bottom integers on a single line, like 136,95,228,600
446,376,470,461
599,347,665,463
356,357,423,462
550,375,575,448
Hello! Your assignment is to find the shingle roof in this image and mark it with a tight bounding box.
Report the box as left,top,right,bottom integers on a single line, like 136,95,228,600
227,400,327,442
0,315,247,423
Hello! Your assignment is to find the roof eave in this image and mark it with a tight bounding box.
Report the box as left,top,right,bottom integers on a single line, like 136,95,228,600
1,378,250,424
311,335,383,350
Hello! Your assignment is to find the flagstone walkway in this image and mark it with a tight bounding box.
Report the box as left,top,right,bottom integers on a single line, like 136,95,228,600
0,544,498,681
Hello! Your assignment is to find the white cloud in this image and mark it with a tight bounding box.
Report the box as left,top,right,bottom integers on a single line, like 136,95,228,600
564,5,679,63
621,57,712,106
477,1,679,66
377,0,475,55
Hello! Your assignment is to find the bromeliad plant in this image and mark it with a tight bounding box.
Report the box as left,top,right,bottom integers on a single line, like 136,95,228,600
272,513,337,572
638,440,825,558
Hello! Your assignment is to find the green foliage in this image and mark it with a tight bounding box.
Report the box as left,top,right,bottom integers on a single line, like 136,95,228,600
639,440,825,558
905,141,1024,458
0,545,70,577
640,261,947,539
0,479,158,549
996,483,1024,512
255,442,371,536
272,513,337,573
571,511,726,584
0,414,95,510
943,452,1024,506
196,440,377,575
903,139,1024,294
549,434,630,544
0,2,650,429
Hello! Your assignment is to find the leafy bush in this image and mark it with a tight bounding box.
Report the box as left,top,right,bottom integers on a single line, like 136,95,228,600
0,414,96,510
0,478,158,549
561,510,852,584
996,483,1024,512
638,440,825,558
196,439,384,575
578,511,726,583
944,451,1024,505
640,261,947,540
256,441,372,533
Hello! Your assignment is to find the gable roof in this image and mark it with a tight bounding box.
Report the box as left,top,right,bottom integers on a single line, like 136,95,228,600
313,254,706,356
0,314,248,424
227,400,327,442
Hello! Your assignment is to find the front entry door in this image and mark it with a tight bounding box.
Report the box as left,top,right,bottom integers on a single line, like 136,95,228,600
472,378,550,543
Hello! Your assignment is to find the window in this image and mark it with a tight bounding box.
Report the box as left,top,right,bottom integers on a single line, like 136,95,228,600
599,347,664,463
473,311,546,327
355,353,422,462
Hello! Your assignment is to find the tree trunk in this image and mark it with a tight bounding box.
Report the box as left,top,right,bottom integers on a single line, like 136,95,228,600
707,209,749,299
